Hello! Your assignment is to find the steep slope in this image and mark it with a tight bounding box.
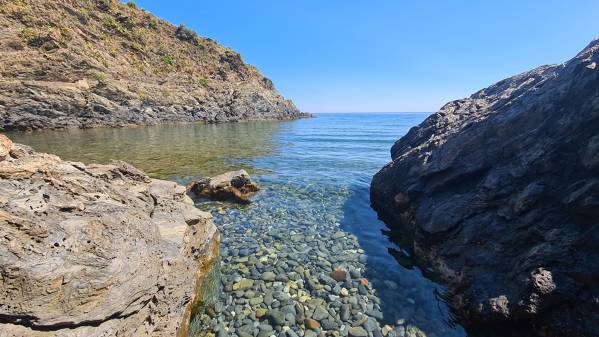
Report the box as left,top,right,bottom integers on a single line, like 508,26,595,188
0,0,306,131
371,38,599,336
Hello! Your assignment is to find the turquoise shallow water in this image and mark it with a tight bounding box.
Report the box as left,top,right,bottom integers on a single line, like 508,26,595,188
8,113,466,337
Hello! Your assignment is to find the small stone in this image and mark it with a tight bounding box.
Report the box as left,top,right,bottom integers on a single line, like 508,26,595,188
305,318,321,330
348,327,368,337
382,325,393,336
349,269,361,279
340,288,349,297
256,308,268,318
340,304,351,321
233,279,255,290
332,231,345,239
359,278,369,286
330,269,347,282
268,310,286,326
305,330,317,337
250,297,264,306
262,271,276,282
312,306,329,320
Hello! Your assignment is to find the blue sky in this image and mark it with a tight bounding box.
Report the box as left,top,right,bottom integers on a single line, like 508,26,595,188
133,1,599,113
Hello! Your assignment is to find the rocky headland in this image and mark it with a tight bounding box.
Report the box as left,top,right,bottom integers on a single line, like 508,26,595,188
0,0,308,131
0,134,220,336
371,38,599,336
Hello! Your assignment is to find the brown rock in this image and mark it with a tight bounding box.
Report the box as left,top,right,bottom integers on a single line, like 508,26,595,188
187,169,259,204
0,134,11,160
0,139,219,337
305,318,321,330
330,268,348,282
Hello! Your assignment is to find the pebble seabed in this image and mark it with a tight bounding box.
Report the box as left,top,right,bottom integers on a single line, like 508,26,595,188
188,182,435,337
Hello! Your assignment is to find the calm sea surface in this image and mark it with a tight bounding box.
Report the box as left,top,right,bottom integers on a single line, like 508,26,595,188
8,113,466,337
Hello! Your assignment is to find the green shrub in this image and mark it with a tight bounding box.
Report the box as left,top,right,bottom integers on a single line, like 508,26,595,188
126,1,137,9
198,78,209,86
90,72,106,82
160,54,175,66
103,16,129,36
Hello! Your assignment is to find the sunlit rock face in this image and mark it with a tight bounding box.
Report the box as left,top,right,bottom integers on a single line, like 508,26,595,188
371,38,599,336
0,0,308,132
0,136,219,337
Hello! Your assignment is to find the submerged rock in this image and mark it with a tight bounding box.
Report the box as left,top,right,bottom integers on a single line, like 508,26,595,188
187,169,260,204
0,135,220,337
371,38,599,336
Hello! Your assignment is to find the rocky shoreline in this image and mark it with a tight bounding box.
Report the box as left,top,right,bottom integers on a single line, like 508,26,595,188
371,38,599,336
0,134,219,336
0,0,309,131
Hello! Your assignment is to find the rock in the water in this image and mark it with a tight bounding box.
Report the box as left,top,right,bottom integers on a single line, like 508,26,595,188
330,268,348,282
0,138,220,337
0,134,11,160
268,310,286,326
371,37,599,336
187,169,260,204
305,318,321,330
348,327,368,337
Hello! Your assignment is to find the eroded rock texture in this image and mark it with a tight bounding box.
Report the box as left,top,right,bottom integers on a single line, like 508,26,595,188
187,169,260,204
0,136,220,337
371,38,599,336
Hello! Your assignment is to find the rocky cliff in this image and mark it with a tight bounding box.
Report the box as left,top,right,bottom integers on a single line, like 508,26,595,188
371,38,599,336
0,0,306,131
0,134,220,336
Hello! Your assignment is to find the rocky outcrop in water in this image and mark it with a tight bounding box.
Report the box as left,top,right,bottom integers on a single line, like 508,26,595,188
187,169,259,204
0,135,219,336
371,38,599,336
0,0,308,131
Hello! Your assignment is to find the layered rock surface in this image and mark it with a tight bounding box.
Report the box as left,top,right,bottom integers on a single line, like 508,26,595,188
371,38,599,336
0,0,307,131
0,135,220,336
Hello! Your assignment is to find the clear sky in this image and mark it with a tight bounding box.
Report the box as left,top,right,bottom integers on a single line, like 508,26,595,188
133,1,599,113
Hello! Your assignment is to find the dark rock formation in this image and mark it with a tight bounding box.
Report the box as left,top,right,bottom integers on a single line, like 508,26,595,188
0,0,309,131
187,169,259,204
0,135,220,336
371,38,599,336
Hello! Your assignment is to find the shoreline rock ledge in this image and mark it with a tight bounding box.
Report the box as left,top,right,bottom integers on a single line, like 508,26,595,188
0,134,220,337
371,38,599,336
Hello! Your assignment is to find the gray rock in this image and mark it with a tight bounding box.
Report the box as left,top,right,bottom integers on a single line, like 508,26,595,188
261,271,277,282
371,37,599,337
312,306,329,321
268,310,286,326
348,327,368,337
340,304,351,321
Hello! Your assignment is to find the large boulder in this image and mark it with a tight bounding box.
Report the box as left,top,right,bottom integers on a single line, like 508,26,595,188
187,169,260,204
0,136,220,337
371,38,599,336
